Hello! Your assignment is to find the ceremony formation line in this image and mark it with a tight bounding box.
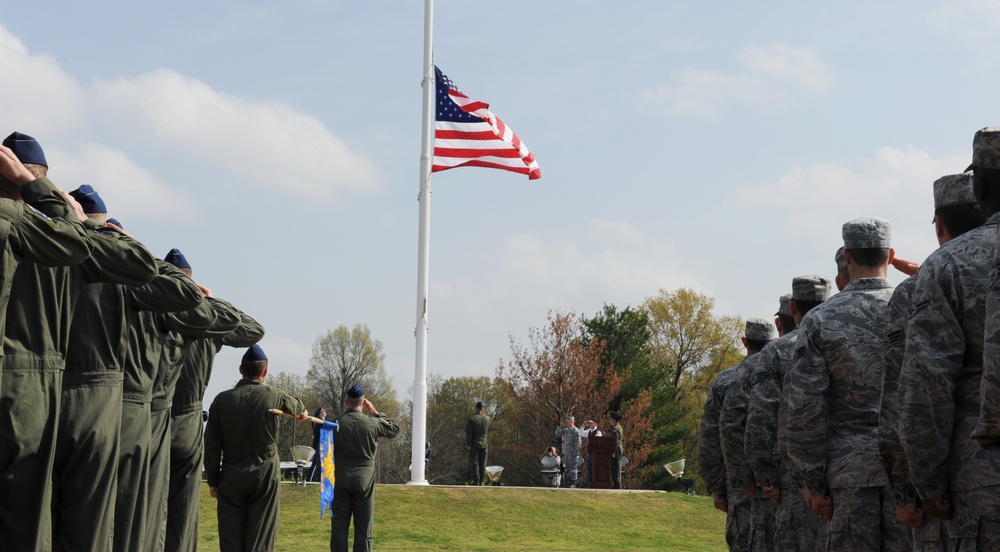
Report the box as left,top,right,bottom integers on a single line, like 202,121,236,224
697,127,1000,550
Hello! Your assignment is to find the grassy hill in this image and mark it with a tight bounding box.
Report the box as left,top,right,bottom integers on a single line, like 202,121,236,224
198,482,727,551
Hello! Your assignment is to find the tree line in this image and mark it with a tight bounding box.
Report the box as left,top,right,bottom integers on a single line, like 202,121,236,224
271,287,744,491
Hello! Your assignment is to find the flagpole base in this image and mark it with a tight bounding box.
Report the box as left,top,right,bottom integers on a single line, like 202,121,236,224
406,480,431,486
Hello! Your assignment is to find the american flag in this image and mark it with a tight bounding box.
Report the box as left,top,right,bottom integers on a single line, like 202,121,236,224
433,66,541,180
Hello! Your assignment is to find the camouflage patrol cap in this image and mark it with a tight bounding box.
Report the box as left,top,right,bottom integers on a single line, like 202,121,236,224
775,294,791,317
834,247,848,273
792,275,832,302
842,217,892,250
972,127,1000,170
933,173,976,210
745,318,776,342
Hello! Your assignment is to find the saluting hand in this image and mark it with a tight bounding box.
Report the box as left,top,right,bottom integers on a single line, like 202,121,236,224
891,257,920,276
0,145,35,186
62,192,88,223
105,220,136,238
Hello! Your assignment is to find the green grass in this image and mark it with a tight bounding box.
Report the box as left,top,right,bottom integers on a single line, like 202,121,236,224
198,482,726,551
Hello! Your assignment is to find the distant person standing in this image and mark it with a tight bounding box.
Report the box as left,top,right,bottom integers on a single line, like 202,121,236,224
331,384,400,552
204,344,307,552
583,419,602,486
610,412,624,489
466,400,491,485
309,407,327,482
555,416,582,487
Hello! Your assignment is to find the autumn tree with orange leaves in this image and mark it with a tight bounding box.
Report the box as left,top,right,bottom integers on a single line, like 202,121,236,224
495,310,628,485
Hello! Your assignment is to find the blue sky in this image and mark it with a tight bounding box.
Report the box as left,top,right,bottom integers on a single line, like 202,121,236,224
1,1,996,408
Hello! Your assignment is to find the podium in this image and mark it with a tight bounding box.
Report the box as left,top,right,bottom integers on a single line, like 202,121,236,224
588,436,616,489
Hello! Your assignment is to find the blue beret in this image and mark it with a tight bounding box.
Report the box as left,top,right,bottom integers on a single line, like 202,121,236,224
164,248,191,270
347,383,364,398
241,344,267,365
68,185,108,214
2,132,47,168
610,412,622,421
107,218,123,229
475,401,483,409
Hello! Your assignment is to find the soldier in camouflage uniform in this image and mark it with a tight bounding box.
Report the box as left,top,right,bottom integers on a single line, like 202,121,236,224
699,319,772,551
719,318,777,552
785,217,907,550
880,173,983,552
747,275,831,551
555,416,583,487
898,128,1000,549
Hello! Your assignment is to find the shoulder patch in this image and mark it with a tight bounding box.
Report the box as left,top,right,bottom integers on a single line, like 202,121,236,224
28,205,50,220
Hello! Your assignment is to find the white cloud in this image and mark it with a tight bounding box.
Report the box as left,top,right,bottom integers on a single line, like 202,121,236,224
91,70,381,202
0,25,85,136
732,146,970,263
643,43,834,119
438,225,701,316
928,0,1000,52
0,24,380,209
738,44,835,92
587,218,645,244
48,142,199,222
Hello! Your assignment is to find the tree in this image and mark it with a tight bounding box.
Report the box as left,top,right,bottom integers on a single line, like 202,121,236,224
582,304,684,489
497,310,622,485
267,371,323,463
306,324,399,418
581,304,656,411
674,320,745,492
644,288,743,387
421,375,507,484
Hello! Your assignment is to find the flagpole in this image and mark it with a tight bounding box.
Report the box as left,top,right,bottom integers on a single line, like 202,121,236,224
408,0,434,486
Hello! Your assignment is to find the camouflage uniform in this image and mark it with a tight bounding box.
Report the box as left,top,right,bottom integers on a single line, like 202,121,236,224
555,423,582,487
700,364,751,551
881,277,947,550
786,276,903,550
785,219,906,552
900,209,1000,550
721,349,776,552
750,327,825,551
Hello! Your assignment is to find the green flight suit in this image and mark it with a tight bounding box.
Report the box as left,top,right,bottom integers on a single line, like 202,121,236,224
0,178,157,552
145,298,234,552
465,412,491,485
53,252,203,552
331,409,400,552
611,422,624,489
166,300,264,552
0,177,91,375
204,379,305,552
114,266,216,552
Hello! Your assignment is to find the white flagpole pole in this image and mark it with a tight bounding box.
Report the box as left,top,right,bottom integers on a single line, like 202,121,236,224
408,0,434,486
